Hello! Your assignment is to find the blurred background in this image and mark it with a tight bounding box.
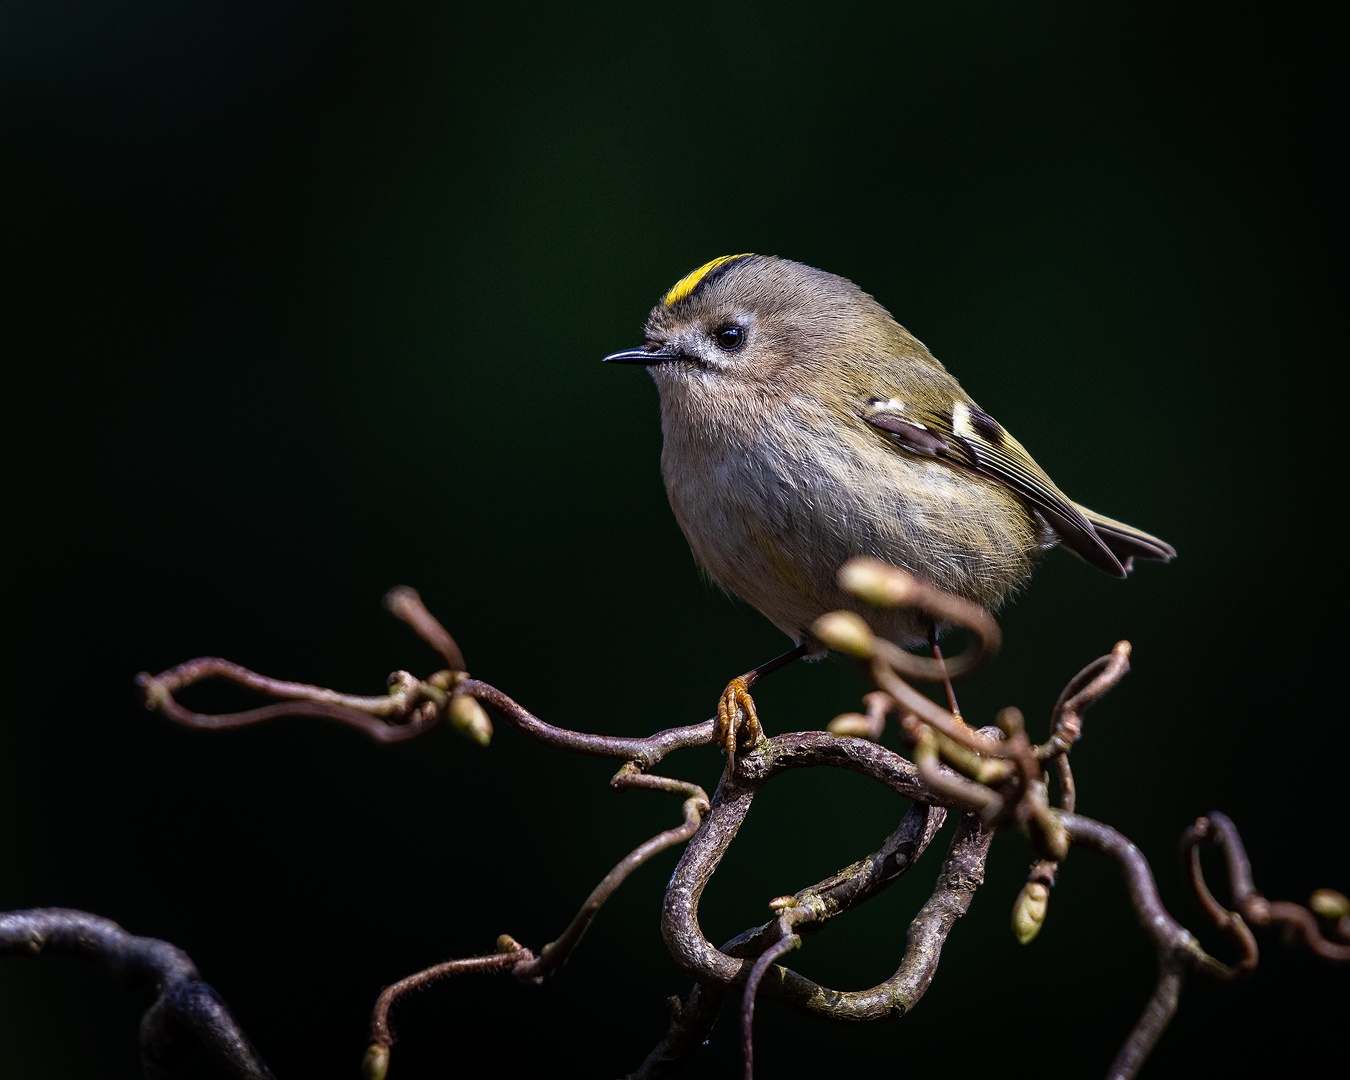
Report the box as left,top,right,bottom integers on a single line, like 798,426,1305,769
2,2,1344,1077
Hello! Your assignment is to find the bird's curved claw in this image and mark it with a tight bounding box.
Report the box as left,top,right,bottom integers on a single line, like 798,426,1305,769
716,675,763,773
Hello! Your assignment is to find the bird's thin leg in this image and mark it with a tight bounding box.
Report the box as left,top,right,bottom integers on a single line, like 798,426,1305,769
929,624,963,722
717,642,812,771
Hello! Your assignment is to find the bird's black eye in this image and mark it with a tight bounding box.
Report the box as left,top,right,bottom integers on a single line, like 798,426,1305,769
715,326,745,351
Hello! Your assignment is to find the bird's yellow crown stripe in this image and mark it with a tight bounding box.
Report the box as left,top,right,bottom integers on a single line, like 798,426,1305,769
662,254,754,307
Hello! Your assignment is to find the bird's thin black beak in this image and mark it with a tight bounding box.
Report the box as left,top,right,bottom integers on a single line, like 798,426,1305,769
602,344,680,365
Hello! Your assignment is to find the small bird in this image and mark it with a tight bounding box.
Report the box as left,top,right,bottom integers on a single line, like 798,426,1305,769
604,254,1173,761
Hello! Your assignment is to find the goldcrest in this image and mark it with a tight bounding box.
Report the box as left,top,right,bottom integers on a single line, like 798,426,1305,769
605,254,1174,655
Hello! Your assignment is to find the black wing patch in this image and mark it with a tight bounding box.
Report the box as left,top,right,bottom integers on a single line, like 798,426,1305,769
860,396,1131,578
860,410,948,456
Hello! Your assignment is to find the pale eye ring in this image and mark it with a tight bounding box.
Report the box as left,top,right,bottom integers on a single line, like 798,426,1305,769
715,326,745,351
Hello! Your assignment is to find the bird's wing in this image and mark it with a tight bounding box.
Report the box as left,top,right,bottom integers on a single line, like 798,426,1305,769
859,394,1173,578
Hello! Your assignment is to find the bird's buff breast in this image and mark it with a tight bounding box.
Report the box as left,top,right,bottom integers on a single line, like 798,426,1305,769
656,380,1039,644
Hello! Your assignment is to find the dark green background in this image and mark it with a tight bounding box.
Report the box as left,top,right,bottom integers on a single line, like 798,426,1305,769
2,3,1344,1077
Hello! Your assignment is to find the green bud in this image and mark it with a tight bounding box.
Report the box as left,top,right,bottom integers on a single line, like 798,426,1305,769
838,558,918,607
1012,882,1050,944
362,1043,390,1080
810,611,876,658
449,695,493,746
827,712,872,737
1309,888,1350,920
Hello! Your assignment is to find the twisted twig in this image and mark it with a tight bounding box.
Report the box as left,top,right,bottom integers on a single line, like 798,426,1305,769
1062,814,1254,1079
8,573,1340,1080
1187,812,1350,962
361,767,711,1078
0,909,272,1080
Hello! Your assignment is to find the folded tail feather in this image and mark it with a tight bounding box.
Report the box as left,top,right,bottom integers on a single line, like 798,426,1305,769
1075,504,1176,573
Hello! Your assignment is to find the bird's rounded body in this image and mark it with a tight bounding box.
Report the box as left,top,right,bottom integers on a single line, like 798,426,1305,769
606,255,1173,651
657,365,1047,648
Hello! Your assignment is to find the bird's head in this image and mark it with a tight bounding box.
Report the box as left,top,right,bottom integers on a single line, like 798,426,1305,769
603,254,919,394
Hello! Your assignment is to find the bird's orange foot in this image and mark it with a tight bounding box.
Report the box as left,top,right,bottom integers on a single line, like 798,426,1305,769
716,675,764,772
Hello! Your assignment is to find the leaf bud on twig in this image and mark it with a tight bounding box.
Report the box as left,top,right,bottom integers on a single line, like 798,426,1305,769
362,1042,390,1080
811,611,876,658
1310,889,1350,920
449,695,493,746
827,712,874,738
838,557,919,607
1012,881,1050,944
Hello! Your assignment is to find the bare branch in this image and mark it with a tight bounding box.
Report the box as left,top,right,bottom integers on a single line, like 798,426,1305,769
635,804,979,1078
1106,958,1185,1080
136,657,445,741
1179,817,1259,978
718,801,946,967
19,577,1337,1080
1060,813,1247,1079
665,775,991,1021
1062,813,1236,977
740,913,803,1080
661,733,937,995
364,767,711,1076
1038,641,1132,760
624,983,726,1080
1197,812,1350,962
0,908,272,1080
383,585,466,671
459,680,714,766
369,946,531,1048
512,770,710,982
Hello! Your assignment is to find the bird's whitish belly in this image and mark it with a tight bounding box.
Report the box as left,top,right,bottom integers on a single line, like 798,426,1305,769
660,404,1040,644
